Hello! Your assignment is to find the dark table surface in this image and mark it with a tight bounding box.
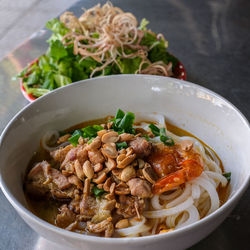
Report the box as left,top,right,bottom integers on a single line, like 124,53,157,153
0,0,250,249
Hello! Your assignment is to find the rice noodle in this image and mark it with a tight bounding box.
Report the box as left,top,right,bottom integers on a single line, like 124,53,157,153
151,218,159,235
166,184,192,208
116,216,150,236
151,195,163,210
160,188,182,201
205,170,227,187
176,205,200,228
166,213,180,228
191,175,220,214
191,184,201,200
144,197,194,218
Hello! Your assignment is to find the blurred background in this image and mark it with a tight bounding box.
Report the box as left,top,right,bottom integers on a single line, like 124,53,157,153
0,0,77,59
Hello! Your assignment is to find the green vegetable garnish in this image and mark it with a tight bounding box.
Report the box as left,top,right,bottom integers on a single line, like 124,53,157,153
82,125,103,139
68,130,83,146
149,124,174,146
116,141,128,150
92,186,105,197
115,108,125,120
160,127,175,146
223,172,231,181
148,124,160,136
118,112,135,133
112,109,135,134
16,4,179,98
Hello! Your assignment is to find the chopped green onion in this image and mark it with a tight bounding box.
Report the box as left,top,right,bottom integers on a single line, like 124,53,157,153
116,141,128,150
223,172,231,181
92,186,105,197
93,125,104,131
160,127,175,146
82,126,98,138
149,124,174,146
115,109,125,120
149,124,160,136
68,129,82,146
118,111,135,133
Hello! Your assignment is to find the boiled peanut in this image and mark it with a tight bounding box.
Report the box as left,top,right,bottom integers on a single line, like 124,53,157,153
83,160,94,179
119,133,135,142
120,165,136,182
117,154,136,168
93,172,107,184
103,177,112,192
93,163,103,172
105,157,116,171
87,136,101,150
97,129,107,137
142,163,158,184
138,159,145,169
101,131,119,144
74,159,84,180
101,143,118,158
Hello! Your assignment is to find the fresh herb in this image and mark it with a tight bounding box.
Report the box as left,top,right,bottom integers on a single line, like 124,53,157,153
118,112,135,133
160,127,175,146
82,125,103,139
112,109,135,134
46,18,69,42
148,123,160,136
149,123,174,146
16,9,179,98
48,40,68,61
223,172,231,181
68,129,83,146
26,70,41,86
117,57,142,74
92,186,105,197
115,109,125,119
116,141,128,150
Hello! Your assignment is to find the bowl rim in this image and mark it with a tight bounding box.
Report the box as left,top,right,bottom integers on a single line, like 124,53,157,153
1,74,250,243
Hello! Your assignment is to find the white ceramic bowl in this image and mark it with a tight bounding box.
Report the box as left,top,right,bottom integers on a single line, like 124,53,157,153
0,75,249,250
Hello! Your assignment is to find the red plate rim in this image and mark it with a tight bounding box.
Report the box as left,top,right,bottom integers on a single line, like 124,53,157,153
20,57,187,102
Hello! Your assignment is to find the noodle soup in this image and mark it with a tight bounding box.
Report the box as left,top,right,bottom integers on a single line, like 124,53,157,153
24,110,230,237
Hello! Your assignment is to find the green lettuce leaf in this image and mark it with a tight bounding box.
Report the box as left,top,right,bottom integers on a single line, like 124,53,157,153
54,74,72,87
46,18,69,43
47,40,68,61
117,57,142,74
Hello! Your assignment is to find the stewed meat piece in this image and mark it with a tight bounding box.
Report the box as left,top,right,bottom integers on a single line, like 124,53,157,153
129,137,152,158
25,161,71,199
56,204,76,228
87,217,114,237
127,178,152,198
